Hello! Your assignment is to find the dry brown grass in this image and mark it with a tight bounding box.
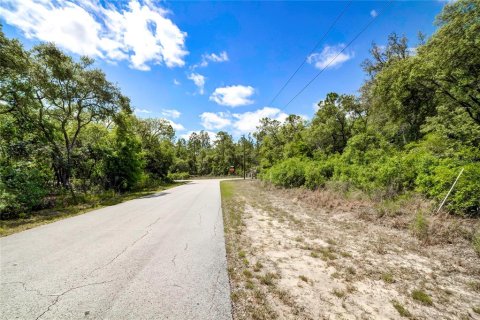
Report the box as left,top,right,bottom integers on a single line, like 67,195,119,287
222,180,480,320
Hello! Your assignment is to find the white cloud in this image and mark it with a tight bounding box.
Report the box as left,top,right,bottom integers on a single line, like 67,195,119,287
187,73,206,95
0,0,188,71
210,85,255,107
196,51,229,68
307,44,354,70
370,10,378,18
135,108,152,114
161,108,181,119
167,119,185,131
173,79,181,85
232,107,288,134
200,112,231,130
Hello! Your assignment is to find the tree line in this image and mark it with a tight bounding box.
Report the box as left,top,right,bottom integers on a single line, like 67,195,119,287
1,0,478,219
257,0,479,215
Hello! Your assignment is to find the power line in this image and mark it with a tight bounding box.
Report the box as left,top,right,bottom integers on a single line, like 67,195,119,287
268,1,353,107
283,0,395,110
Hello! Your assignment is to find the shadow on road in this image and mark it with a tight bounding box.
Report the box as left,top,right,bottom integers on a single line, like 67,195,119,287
140,192,169,199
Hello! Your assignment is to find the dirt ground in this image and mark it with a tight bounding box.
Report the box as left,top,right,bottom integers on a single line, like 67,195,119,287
221,180,480,320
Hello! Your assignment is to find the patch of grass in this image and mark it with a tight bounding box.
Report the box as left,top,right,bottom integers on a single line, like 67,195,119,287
253,261,263,272
340,251,352,258
473,230,480,257
472,306,480,315
260,272,277,286
310,251,319,258
382,272,395,284
392,300,412,318
346,266,356,275
299,275,309,283
468,281,480,292
245,280,255,290
410,211,429,242
243,269,253,278
411,289,433,306
238,250,246,258
317,247,337,261
332,289,346,298
0,182,184,237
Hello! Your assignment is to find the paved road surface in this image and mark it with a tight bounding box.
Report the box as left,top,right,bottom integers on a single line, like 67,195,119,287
0,180,232,320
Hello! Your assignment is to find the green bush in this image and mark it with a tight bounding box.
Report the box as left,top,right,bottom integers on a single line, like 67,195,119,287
0,162,49,219
415,158,480,215
167,172,190,180
304,160,334,190
264,158,308,188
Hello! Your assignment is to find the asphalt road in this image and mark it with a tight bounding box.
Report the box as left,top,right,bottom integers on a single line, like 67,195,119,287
0,180,232,320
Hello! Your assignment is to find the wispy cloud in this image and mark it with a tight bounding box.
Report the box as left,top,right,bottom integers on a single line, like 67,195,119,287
173,79,181,85
0,0,188,71
200,112,231,130
192,51,229,69
370,9,378,18
187,72,206,95
161,109,181,119
135,108,152,114
307,44,354,70
209,85,255,107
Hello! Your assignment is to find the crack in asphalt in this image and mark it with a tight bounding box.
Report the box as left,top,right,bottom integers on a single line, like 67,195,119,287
87,213,167,277
184,243,188,251
34,279,116,320
171,254,177,267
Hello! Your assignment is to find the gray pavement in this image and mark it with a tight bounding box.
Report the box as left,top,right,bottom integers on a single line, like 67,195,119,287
0,180,232,320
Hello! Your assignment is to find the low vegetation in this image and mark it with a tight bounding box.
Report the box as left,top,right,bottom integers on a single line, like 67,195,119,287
221,179,480,319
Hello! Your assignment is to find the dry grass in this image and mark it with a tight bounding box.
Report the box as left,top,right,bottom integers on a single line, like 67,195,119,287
222,180,480,319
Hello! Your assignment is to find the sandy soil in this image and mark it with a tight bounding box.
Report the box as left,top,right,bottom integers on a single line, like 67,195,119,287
222,180,480,320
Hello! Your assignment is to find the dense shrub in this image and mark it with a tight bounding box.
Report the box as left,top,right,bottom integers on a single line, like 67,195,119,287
304,159,334,190
264,158,308,188
167,172,190,180
0,162,49,219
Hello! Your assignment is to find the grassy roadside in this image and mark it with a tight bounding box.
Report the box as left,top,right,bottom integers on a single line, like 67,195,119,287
221,179,480,319
0,182,184,237
221,180,279,320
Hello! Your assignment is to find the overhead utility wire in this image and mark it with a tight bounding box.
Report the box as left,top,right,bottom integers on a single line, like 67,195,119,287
283,0,395,109
268,0,353,106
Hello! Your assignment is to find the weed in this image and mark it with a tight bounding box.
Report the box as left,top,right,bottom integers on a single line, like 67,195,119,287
245,280,255,290
411,289,433,305
260,272,277,286
392,300,412,318
473,230,480,257
468,281,480,292
310,251,319,258
332,289,346,298
243,269,253,278
411,211,429,241
473,306,480,315
253,261,263,272
382,272,395,284
238,250,246,258
346,266,356,275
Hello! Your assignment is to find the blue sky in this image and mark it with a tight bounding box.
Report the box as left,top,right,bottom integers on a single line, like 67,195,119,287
0,0,447,139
